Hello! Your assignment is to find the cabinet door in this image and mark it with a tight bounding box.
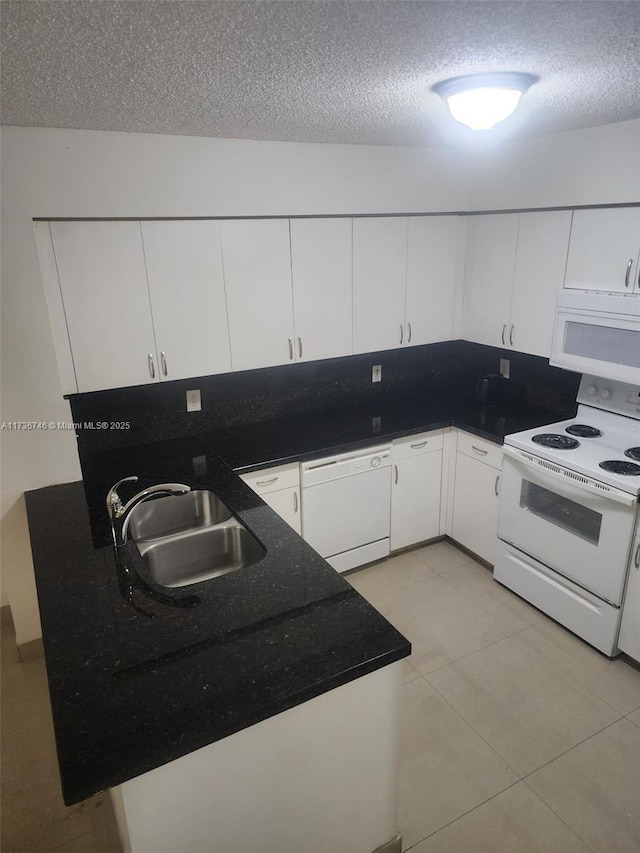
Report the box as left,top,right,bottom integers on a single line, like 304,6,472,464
262,487,302,535
618,534,640,662
405,216,461,345
564,208,640,292
141,221,231,382
51,221,158,392
353,217,408,354
509,211,572,358
391,451,442,551
220,220,294,371
290,218,352,362
462,214,519,348
452,453,501,565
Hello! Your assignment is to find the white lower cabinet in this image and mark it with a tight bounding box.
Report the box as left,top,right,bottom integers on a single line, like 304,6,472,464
451,432,502,565
239,462,301,535
618,532,640,662
390,431,443,551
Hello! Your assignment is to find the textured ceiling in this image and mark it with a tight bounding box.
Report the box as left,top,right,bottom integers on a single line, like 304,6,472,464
1,0,639,146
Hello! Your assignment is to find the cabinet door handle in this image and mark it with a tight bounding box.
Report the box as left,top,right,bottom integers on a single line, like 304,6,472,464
495,474,500,496
625,258,633,288
407,322,412,343
256,476,278,487
293,491,298,513
410,440,428,449
148,354,156,379
160,351,168,377
394,465,399,485
635,542,640,569
501,324,507,346
471,445,488,456
399,324,404,345
509,324,514,347
298,336,303,359
288,338,293,360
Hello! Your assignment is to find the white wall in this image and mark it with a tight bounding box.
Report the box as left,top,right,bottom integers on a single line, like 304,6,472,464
2,119,639,644
468,118,640,210
0,125,471,642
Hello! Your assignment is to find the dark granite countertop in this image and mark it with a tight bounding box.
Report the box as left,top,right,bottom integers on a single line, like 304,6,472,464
26,392,564,805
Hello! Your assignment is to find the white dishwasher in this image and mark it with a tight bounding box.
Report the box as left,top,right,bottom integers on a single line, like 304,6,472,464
301,445,392,573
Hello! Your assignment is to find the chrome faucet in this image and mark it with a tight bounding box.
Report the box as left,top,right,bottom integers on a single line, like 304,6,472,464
106,476,191,547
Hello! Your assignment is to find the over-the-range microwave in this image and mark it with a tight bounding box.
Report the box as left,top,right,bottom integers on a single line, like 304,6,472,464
550,290,640,385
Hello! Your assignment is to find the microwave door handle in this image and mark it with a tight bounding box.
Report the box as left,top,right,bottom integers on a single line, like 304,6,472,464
502,446,637,509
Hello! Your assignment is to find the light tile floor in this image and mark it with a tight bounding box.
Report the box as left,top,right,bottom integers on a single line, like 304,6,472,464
348,542,640,852
2,541,640,853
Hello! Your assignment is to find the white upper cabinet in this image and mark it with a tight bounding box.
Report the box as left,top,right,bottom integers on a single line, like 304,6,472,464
406,216,462,345
353,217,408,354
509,211,572,357
463,211,572,358
141,220,231,382
50,221,159,393
564,208,640,293
220,219,295,371
462,214,519,348
290,218,352,362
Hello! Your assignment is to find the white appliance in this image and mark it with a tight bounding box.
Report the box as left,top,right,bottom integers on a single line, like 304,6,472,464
301,445,392,573
495,374,640,656
550,290,640,384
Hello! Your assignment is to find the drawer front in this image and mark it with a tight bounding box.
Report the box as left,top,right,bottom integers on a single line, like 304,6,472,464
456,431,502,470
240,462,300,494
392,429,444,461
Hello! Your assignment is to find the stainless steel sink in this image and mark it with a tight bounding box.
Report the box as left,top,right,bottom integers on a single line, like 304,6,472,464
127,490,265,588
135,521,266,588
127,490,232,540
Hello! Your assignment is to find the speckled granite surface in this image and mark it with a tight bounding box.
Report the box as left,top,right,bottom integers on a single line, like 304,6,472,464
26,388,572,806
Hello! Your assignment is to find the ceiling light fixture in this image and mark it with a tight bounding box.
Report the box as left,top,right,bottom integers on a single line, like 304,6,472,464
433,72,537,131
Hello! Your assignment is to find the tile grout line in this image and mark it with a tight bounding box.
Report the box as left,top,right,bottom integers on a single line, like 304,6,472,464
519,779,600,853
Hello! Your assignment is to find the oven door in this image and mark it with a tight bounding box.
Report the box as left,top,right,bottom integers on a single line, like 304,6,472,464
498,447,638,605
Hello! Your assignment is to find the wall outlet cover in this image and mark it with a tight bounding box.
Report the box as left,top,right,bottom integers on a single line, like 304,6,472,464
192,455,207,476
372,365,382,383
186,389,202,412
499,358,510,379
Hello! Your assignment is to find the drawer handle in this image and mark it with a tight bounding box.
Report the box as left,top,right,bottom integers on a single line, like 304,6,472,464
256,476,279,487
298,336,303,359
394,465,399,485
148,354,155,379
410,440,428,449
495,474,500,496
407,322,412,343
399,324,404,345
625,258,633,288
293,491,298,513
471,445,488,456
509,324,514,347
288,338,294,360
160,350,168,376
501,324,507,346
635,542,640,569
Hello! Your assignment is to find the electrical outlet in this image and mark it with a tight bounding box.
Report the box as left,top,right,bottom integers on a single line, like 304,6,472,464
499,358,510,379
186,389,201,412
372,416,381,433
372,365,382,383
192,455,207,476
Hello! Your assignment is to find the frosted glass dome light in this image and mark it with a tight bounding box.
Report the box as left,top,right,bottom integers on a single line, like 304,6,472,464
433,72,537,130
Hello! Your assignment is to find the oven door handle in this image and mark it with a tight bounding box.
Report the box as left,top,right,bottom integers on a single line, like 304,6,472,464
502,446,638,509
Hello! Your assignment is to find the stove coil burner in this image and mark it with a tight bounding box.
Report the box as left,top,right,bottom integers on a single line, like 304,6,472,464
599,460,640,476
532,433,580,450
565,424,602,438
625,447,640,462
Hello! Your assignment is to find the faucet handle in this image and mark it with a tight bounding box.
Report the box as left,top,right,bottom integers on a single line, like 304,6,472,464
106,476,139,517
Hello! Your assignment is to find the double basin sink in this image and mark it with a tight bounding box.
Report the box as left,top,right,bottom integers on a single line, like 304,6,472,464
128,491,265,588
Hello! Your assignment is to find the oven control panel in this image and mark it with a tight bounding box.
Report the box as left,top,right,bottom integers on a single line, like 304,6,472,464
578,375,640,418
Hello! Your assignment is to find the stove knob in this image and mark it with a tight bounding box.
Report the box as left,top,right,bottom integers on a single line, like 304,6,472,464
600,388,613,400
371,456,381,467
586,384,599,396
